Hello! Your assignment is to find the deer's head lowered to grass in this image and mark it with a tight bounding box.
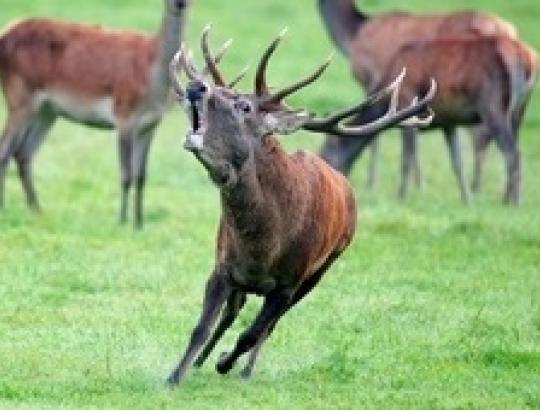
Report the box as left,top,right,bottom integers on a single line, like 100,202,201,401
166,27,435,386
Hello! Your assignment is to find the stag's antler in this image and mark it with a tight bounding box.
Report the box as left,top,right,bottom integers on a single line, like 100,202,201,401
303,69,437,137
255,28,333,107
171,25,250,91
252,30,436,136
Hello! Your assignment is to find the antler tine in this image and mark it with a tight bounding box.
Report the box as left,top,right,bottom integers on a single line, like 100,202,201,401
212,38,232,66
399,79,437,127
264,53,333,105
255,28,288,96
169,48,186,98
228,64,250,88
183,48,201,81
201,25,227,86
304,67,407,130
303,73,437,138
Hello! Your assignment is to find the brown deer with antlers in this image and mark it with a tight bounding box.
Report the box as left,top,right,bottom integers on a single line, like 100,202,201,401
0,0,189,227
166,28,435,385
317,0,517,200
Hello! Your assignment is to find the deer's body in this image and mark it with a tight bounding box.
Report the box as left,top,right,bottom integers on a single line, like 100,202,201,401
217,138,356,295
351,36,536,203
166,28,434,385
317,0,518,199
0,0,189,227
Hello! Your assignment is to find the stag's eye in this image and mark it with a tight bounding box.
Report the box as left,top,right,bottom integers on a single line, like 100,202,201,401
234,99,252,114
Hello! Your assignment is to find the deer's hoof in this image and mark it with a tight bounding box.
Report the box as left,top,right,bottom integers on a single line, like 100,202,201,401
166,370,180,386
239,367,252,379
216,352,233,374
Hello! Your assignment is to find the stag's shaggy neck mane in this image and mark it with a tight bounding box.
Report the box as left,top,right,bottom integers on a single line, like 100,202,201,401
219,135,300,246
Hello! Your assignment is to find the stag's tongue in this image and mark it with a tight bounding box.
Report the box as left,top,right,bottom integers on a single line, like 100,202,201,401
190,103,201,131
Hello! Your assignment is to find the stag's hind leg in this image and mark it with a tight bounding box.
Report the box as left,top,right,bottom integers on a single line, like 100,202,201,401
216,288,292,375
239,252,340,379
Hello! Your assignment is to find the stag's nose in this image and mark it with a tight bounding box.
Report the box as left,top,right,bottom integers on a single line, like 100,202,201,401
184,133,204,152
186,82,207,103
174,0,188,8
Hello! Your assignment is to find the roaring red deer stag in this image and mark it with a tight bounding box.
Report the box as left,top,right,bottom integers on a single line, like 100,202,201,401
166,28,435,385
354,35,536,204
0,0,189,227
317,0,517,200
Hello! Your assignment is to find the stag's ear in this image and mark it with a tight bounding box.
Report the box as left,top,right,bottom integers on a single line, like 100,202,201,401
261,110,312,135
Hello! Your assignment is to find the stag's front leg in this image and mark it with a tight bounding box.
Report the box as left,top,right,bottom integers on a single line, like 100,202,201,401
167,272,231,386
216,288,292,375
194,290,246,368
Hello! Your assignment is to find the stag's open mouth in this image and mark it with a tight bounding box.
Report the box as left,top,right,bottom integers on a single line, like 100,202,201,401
190,101,201,132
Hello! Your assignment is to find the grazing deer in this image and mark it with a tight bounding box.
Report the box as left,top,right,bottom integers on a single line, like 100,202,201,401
317,0,517,199
0,0,189,227
344,35,536,204
166,28,435,385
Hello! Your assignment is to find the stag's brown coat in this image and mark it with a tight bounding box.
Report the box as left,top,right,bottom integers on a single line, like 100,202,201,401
166,28,434,386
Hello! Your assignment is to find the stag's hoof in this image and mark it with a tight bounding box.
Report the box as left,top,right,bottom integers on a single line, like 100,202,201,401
216,352,233,374
239,366,253,379
166,370,180,386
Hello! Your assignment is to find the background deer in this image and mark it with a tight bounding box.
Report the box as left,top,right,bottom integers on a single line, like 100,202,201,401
317,0,517,199
0,0,189,227
340,35,536,204
166,28,435,385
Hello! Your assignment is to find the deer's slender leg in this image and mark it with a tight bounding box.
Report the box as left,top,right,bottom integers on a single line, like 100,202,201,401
167,272,231,386
0,106,35,209
411,133,422,190
0,123,23,209
240,252,340,379
398,127,417,200
194,290,246,368
482,106,520,205
216,288,292,375
443,126,470,203
14,114,55,211
118,131,133,224
493,125,520,205
365,139,379,189
131,129,154,229
471,125,491,193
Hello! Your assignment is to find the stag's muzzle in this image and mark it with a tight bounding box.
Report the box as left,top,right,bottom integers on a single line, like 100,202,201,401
184,132,204,152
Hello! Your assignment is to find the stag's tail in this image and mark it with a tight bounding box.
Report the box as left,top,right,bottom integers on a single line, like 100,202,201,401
504,39,538,125
317,0,367,56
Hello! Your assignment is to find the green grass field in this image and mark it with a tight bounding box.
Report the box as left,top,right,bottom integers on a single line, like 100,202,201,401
1,0,539,408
